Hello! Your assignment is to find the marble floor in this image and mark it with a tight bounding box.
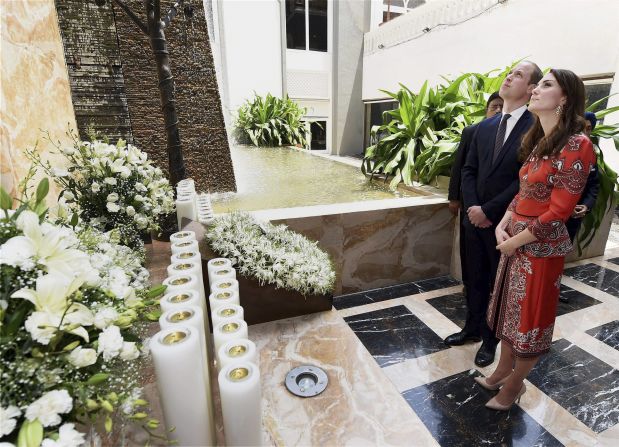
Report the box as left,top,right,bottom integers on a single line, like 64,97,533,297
249,244,619,447
139,219,619,447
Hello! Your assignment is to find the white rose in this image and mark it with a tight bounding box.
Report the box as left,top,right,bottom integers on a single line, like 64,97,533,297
135,183,147,192
63,191,75,201
67,347,97,368
41,423,85,447
25,389,72,427
125,206,136,217
134,194,144,202
94,307,118,329
106,193,119,203
61,147,76,156
103,177,117,186
91,182,101,193
98,325,123,361
0,405,21,437
106,202,120,213
120,342,140,361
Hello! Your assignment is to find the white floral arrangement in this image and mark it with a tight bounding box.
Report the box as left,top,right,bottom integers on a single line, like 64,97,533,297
205,212,335,296
28,135,175,250
0,182,166,447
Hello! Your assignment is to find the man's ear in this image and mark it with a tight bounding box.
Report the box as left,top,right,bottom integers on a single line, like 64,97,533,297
526,84,536,96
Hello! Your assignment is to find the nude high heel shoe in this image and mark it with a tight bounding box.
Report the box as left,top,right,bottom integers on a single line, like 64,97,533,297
474,375,509,391
485,383,526,411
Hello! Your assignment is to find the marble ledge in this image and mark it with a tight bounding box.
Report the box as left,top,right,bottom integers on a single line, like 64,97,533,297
247,195,447,221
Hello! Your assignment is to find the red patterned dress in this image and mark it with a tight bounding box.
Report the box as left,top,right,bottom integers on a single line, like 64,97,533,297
487,134,596,357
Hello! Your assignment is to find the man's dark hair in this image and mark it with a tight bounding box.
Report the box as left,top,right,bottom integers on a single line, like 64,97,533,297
485,91,502,109
524,60,543,86
584,111,597,130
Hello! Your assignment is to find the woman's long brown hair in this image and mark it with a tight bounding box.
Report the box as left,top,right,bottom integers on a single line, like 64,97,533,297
519,69,586,162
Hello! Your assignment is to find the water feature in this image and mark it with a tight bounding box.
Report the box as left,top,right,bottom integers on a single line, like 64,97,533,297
211,146,420,213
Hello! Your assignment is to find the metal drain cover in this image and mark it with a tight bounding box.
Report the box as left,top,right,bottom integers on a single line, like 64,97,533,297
285,365,328,397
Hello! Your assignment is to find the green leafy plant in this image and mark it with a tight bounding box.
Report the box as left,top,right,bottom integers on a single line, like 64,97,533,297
575,95,619,253
235,93,310,147
362,64,515,188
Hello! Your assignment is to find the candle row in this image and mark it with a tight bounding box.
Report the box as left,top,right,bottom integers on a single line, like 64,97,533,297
174,179,216,229
151,230,215,446
207,257,262,447
175,179,197,229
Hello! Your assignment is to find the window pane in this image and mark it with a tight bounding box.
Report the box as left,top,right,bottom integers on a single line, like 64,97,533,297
310,121,327,150
286,0,306,50
585,83,612,120
308,0,327,52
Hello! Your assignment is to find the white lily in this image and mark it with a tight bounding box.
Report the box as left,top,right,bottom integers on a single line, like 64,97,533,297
12,272,83,315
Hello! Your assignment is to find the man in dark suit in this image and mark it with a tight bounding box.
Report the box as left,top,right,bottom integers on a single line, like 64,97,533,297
448,92,503,292
444,61,543,367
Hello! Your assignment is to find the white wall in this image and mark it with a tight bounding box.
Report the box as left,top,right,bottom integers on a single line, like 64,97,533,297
217,0,283,118
363,0,619,169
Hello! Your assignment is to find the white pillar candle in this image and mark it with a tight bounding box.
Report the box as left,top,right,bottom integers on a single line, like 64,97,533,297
160,289,202,313
212,304,244,327
211,278,240,296
213,318,248,351
167,261,206,300
163,274,202,300
170,239,199,255
209,290,240,312
217,338,257,369
150,327,214,447
171,250,202,266
207,258,232,283
177,178,195,188
210,266,236,285
158,305,215,442
170,230,196,245
218,361,262,447
198,216,215,226
176,195,196,229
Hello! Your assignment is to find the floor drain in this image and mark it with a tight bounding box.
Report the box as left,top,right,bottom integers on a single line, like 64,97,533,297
285,365,328,397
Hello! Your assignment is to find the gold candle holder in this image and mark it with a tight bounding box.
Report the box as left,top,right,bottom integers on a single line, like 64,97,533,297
162,330,188,345
218,308,236,317
168,293,191,303
222,322,240,333
167,310,194,323
173,263,194,271
178,252,197,259
228,345,247,357
229,367,249,381
170,277,191,286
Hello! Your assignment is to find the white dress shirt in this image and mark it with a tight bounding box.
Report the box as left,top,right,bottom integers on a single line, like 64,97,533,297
500,104,528,144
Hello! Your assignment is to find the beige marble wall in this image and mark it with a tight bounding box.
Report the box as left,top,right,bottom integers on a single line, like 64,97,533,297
273,202,455,295
0,0,76,200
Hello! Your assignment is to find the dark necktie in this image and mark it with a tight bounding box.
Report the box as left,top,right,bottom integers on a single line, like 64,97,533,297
493,113,511,164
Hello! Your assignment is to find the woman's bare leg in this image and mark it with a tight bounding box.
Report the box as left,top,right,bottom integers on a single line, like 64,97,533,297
485,340,514,385
492,355,539,405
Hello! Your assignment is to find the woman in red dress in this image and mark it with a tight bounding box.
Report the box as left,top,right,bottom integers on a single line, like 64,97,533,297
474,69,597,410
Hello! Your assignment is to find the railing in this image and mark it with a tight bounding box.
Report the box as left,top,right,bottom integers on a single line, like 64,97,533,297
365,0,506,56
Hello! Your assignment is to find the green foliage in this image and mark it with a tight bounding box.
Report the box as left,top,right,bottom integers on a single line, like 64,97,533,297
575,97,619,253
362,63,516,188
235,93,310,147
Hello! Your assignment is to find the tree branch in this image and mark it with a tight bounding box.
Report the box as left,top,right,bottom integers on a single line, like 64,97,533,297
111,0,148,34
162,0,185,28
153,0,161,22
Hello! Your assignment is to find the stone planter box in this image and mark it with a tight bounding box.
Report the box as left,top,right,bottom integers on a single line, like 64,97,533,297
183,221,333,326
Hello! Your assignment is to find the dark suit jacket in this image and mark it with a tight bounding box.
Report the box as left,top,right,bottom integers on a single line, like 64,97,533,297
579,168,600,210
461,110,534,224
448,123,479,201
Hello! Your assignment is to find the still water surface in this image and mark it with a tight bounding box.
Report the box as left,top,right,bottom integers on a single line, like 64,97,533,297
211,146,418,213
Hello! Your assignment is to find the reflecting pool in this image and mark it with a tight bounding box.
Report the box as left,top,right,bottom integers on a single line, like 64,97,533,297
211,146,420,213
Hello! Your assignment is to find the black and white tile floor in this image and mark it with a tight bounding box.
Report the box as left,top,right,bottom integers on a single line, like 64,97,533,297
334,246,619,446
